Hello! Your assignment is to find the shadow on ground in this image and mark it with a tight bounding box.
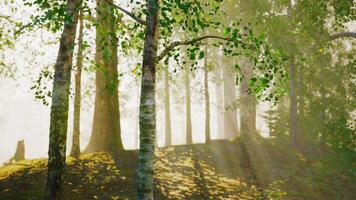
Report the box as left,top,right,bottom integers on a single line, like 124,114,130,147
0,139,354,200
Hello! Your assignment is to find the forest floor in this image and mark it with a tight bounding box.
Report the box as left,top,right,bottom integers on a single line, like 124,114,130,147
0,139,355,200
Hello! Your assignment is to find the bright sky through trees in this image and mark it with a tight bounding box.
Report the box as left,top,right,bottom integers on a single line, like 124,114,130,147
0,0,355,199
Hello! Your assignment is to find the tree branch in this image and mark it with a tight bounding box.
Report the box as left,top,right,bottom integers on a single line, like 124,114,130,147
157,35,250,61
0,15,16,24
0,15,10,20
329,32,356,41
103,0,147,26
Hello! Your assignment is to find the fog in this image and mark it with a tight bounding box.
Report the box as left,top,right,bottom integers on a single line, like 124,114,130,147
1,0,355,199
0,0,277,165
0,63,270,164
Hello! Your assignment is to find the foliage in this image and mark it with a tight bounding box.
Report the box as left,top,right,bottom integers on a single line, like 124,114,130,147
30,66,53,106
301,48,356,152
0,1,20,78
253,0,356,152
122,0,287,103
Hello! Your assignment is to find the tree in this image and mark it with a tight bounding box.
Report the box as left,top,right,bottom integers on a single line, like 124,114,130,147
69,8,84,158
44,0,82,199
243,0,356,151
289,57,298,145
135,0,159,198
184,65,193,144
203,47,211,142
106,1,284,198
223,58,238,139
84,0,123,154
240,59,256,137
164,63,172,146
213,60,224,139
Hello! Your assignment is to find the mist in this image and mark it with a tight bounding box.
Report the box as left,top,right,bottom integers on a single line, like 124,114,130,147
0,0,355,199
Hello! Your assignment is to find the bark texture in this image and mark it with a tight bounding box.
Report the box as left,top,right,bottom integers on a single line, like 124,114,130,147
136,0,159,199
240,59,256,137
203,48,211,142
70,9,84,158
185,66,193,144
85,0,123,154
44,0,81,199
164,65,172,146
223,62,238,139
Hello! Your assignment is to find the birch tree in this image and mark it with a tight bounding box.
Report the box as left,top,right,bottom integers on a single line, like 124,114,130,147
104,0,285,198
36,0,82,199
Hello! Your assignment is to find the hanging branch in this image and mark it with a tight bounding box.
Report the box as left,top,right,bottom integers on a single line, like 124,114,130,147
103,0,147,26
157,35,251,61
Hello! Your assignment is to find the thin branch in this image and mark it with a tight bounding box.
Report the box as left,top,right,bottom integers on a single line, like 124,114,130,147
157,35,250,61
103,0,146,26
0,15,17,24
328,32,356,41
0,15,10,20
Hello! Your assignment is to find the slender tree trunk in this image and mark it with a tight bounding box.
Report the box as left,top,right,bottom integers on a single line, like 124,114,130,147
85,0,123,154
223,61,238,139
214,67,224,139
70,9,84,158
203,48,211,143
136,0,159,199
164,65,172,146
240,59,256,137
185,66,193,144
298,65,304,120
298,64,305,143
44,0,81,199
290,57,298,145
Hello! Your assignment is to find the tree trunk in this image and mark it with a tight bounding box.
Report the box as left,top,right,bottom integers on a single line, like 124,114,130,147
164,65,172,146
69,9,84,158
240,59,256,137
185,66,193,144
85,0,123,154
204,48,211,143
298,65,304,120
214,66,224,139
44,0,81,199
136,0,159,199
298,64,305,144
290,57,298,146
223,62,238,139
12,140,25,161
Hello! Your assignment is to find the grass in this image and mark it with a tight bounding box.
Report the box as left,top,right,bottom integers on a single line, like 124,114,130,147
0,139,354,200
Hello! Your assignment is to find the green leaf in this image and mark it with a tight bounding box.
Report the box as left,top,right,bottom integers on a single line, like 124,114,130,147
198,51,205,59
223,27,231,36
